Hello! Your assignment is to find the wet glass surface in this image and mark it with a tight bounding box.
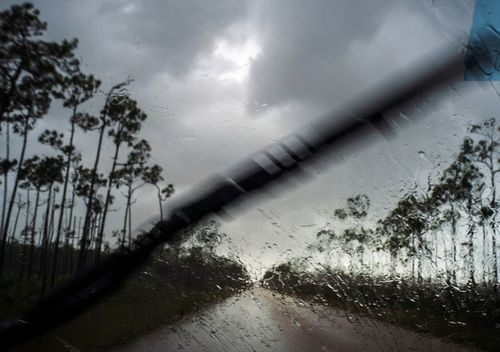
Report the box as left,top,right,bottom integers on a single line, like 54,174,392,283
0,1,499,351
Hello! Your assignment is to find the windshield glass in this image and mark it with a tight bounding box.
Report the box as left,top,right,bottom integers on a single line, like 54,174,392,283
0,1,499,351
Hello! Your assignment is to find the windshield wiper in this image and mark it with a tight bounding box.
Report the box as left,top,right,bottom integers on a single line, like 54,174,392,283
0,42,472,350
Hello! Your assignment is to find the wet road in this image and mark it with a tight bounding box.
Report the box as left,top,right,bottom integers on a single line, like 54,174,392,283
115,288,475,352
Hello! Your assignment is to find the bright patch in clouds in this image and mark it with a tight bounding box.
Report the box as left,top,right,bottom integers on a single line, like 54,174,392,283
122,3,137,14
214,38,261,82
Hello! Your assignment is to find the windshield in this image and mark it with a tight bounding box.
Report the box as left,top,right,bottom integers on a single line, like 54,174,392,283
0,1,499,351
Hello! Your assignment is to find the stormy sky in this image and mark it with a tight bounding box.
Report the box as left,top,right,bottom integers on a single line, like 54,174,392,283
1,0,496,275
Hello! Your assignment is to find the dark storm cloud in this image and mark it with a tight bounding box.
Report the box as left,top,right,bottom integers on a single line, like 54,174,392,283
246,0,473,113
248,0,399,111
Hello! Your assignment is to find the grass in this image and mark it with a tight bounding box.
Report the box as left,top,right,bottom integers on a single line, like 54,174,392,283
1,250,251,352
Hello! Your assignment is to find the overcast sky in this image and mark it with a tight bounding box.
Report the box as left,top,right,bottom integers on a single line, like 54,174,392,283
2,0,498,275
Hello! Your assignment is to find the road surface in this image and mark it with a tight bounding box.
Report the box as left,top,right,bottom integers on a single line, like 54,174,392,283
114,288,475,352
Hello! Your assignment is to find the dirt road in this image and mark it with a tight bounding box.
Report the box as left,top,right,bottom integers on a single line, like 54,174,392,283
115,288,476,352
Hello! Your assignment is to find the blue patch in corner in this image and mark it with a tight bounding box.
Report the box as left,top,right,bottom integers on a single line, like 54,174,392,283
465,0,500,81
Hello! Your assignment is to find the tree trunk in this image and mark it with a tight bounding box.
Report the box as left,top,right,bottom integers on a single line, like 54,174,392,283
28,189,40,279
157,186,164,221
434,233,439,281
128,194,132,248
19,188,30,280
64,186,77,277
10,194,22,242
482,221,488,285
77,122,106,273
48,191,57,245
96,127,124,262
489,169,498,288
40,184,53,292
121,190,130,252
52,117,76,284
0,122,29,272
450,204,458,285
492,223,498,287
411,233,416,283
1,119,11,237
95,211,104,254
69,216,81,275
8,194,22,274
466,196,476,286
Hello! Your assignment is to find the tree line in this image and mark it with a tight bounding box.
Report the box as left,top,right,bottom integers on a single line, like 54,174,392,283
307,117,499,289
262,119,500,351
0,3,174,288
